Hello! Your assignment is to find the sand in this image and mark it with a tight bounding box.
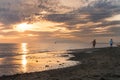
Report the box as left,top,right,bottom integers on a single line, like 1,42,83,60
0,47,120,80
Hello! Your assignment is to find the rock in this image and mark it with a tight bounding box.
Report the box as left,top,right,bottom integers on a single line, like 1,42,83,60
59,64,62,65
45,65,49,67
100,77,105,80
36,60,38,62
57,61,60,62
49,60,51,62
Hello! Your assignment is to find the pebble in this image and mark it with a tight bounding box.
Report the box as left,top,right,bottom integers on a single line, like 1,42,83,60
45,65,49,67
100,77,105,80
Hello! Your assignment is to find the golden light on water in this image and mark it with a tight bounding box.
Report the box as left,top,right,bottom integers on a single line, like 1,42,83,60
22,55,27,72
22,55,27,66
21,43,29,54
21,43,28,72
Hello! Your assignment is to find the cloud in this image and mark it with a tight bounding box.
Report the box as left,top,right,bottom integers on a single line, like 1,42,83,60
44,0,120,22
0,0,120,42
87,0,120,22
0,0,39,25
37,0,91,14
41,0,120,38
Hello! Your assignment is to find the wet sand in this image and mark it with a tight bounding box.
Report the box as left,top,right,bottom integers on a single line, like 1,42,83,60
0,47,120,80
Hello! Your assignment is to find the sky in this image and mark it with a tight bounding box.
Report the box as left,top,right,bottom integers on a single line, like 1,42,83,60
0,0,120,43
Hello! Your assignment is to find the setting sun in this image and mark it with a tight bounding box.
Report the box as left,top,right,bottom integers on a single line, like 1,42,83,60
14,23,33,32
13,21,65,33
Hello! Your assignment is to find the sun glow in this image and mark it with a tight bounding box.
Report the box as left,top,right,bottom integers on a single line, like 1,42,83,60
13,21,67,33
14,23,33,32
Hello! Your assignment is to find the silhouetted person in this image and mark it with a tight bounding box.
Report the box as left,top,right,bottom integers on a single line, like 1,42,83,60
92,39,96,48
109,39,113,47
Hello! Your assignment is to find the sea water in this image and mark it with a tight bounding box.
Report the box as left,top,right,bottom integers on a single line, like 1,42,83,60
0,42,108,76
0,42,80,76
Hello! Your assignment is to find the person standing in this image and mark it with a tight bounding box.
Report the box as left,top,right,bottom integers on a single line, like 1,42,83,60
109,39,113,47
92,39,96,48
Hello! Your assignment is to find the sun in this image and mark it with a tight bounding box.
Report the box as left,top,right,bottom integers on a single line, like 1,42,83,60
14,23,32,32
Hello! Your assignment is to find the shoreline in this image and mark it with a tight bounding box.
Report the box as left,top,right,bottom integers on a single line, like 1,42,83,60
0,47,120,80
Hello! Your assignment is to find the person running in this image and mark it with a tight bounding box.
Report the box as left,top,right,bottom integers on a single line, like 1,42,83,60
109,39,113,47
92,39,96,48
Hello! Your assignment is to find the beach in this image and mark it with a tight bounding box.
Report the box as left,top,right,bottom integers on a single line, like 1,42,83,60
0,47,120,80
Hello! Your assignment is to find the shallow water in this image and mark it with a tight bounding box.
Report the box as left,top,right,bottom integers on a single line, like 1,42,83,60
0,42,109,76
0,43,81,76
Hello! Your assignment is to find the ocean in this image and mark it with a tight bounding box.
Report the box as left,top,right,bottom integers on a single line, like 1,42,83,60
0,42,108,76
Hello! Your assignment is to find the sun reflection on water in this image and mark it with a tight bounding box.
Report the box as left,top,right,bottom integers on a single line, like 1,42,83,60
22,55,27,72
21,43,28,72
21,43,28,54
